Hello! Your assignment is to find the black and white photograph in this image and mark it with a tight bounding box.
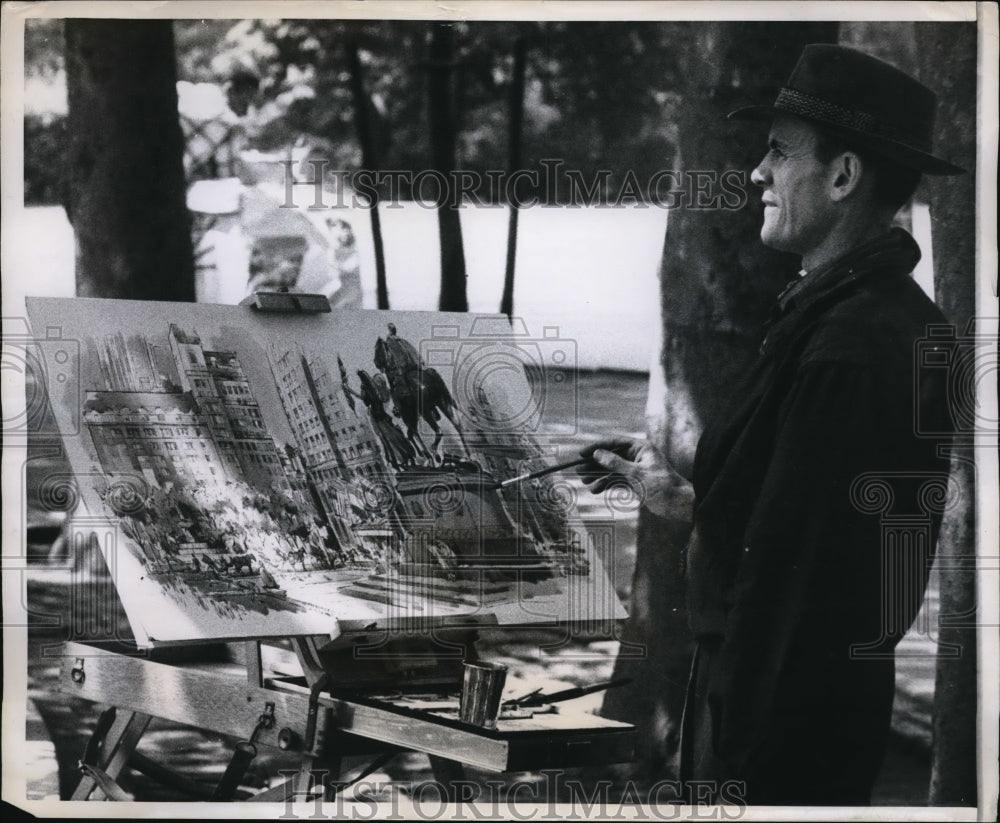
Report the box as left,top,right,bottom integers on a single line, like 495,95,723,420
2,1,996,818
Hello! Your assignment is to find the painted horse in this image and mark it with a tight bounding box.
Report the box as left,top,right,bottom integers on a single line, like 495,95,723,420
374,334,470,460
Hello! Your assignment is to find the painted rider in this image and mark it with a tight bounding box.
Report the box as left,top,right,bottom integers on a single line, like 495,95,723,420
381,323,424,402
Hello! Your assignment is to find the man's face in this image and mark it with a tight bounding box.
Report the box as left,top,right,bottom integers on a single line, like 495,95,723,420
750,115,836,257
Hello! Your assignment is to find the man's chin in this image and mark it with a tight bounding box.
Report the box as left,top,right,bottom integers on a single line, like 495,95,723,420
759,230,793,255
759,231,779,250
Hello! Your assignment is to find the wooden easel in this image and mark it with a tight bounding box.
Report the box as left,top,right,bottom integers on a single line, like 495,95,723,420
62,631,634,802
58,293,635,802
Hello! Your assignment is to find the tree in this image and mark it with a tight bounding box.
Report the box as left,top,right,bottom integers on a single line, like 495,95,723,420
914,21,979,808
500,36,526,319
346,40,390,310
65,19,194,300
427,23,468,312
597,21,838,786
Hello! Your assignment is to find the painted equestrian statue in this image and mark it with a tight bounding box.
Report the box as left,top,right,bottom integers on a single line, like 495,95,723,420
373,325,471,461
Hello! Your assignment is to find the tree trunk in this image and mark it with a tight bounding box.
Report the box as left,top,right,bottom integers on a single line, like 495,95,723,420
598,22,838,786
65,19,194,300
500,36,526,319
427,23,468,312
914,22,979,808
347,41,390,310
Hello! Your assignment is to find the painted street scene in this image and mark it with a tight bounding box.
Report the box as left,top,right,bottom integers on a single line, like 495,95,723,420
29,298,617,642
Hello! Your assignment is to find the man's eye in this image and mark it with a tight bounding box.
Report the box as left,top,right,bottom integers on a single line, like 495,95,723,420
768,147,783,158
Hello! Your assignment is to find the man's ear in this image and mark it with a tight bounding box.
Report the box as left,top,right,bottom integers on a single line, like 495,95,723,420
829,151,865,202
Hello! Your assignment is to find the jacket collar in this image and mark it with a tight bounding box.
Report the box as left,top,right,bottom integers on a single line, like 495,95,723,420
776,227,922,318
759,227,922,355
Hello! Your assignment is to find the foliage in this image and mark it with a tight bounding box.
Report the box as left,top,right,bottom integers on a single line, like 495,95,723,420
26,18,689,205
24,17,64,78
24,19,67,204
169,19,685,201
26,18,938,207
24,113,66,205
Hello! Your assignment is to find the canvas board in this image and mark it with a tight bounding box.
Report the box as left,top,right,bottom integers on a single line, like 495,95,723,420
26,296,623,645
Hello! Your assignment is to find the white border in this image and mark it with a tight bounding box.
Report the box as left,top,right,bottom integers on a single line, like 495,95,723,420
2,2,997,820
974,4,999,820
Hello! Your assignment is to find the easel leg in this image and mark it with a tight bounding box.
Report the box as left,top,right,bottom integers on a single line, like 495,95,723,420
299,752,344,801
246,752,343,804
428,755,465,802
71,709,152,800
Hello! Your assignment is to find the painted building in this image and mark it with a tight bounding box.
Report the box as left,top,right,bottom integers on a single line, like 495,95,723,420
202,347,290,492
83,390,229,488
86,326,292,496
268,343,397,549
166,325,290,493
97,332,170,393
167,324,243,479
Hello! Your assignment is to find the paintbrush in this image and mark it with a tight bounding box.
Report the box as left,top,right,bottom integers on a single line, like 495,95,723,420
492,457,590,490
504,678,632,708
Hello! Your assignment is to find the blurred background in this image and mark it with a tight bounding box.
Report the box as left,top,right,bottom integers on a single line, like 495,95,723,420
12,14,979,807
21,18,671,369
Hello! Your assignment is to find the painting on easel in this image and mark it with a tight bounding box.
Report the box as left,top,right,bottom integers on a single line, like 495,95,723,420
27,297,624,645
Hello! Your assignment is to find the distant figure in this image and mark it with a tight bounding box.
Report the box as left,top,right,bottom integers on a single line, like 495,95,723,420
293,217,364,305
326,218,363,309
224,69,260,118
246,235,307,294
177,68,261,182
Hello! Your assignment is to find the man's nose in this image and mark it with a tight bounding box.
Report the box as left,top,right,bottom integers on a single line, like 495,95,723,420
750,157,769,188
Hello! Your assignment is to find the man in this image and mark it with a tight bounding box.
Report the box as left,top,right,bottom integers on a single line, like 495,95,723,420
580,44,962,805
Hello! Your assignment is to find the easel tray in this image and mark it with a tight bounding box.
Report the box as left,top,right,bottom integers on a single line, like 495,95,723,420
60,640,635,776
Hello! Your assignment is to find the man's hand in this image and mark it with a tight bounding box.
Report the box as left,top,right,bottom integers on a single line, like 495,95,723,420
577,437,694,522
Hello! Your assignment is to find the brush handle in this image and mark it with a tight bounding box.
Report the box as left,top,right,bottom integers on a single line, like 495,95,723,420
496,457,589,489
516,678,632,707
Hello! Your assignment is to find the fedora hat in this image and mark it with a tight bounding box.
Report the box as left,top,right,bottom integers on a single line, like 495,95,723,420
729,43,965,175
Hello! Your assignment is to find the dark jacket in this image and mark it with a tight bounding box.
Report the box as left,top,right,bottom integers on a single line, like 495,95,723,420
684,228,954,802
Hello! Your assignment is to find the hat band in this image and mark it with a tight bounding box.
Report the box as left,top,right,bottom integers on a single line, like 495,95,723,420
774,87,923,150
